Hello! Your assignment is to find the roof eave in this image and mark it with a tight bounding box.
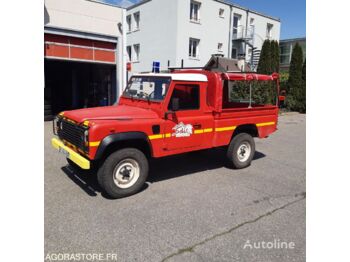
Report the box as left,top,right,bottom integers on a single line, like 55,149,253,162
214,0,280,22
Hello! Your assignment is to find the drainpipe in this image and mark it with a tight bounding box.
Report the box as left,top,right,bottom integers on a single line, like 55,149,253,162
228,6,232,58
116,8,127,102
244,9,249,63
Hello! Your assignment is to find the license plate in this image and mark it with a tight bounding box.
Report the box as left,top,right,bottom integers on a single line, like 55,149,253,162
58,147,70,158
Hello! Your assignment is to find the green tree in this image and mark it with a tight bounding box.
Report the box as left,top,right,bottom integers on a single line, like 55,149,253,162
271,40,280,73
300,59,306,112
302,59,306,82
286,43,304,112
256,40,273,103
257,40,272,74
257,40,280,74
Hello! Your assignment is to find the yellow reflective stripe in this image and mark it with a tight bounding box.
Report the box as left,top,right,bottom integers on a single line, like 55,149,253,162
215,126,236,132
89,141,100,147
203,128,213,133
194,129,204,134
148,134,163,140
148,122,275,140
256,122,275,127
149,133,172,140
194,128,213,134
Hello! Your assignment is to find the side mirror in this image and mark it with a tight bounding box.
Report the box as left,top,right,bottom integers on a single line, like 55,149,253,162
165,98,179,120
171,98,180,111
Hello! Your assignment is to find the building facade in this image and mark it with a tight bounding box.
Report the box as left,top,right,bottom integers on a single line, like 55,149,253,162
44,0,127,119
126,0,281,73
279,37,306,71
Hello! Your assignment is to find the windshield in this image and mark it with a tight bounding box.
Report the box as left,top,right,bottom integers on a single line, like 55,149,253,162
123,76,171,101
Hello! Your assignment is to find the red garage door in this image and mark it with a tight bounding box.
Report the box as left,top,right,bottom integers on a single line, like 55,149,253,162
44,34,116,64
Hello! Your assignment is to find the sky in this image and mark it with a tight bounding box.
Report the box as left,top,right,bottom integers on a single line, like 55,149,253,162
105,0,306,39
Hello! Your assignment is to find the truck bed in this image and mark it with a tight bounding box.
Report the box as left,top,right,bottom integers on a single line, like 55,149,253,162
212,105,278,147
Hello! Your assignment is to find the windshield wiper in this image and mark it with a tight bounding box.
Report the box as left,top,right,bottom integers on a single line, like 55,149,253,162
139,91,151,101
127,90,137,101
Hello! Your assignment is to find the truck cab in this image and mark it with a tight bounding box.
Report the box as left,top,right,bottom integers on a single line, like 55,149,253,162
52,70,279,198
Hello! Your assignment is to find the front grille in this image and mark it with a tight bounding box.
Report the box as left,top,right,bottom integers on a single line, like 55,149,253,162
57,119,87,152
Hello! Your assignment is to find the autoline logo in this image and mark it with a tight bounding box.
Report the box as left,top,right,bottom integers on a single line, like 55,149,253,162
243,239,295,249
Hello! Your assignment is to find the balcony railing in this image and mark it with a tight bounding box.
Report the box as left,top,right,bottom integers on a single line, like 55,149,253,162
232,25,255,41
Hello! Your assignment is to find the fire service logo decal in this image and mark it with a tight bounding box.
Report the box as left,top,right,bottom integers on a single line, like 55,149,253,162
172,122,193,137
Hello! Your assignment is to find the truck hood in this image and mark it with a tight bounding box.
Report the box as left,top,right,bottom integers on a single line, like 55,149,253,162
62,105,158,123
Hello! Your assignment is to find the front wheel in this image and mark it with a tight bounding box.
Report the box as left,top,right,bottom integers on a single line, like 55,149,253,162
227,133,255,169
97,148,149,199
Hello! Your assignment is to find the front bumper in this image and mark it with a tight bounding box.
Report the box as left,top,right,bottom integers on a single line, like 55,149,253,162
51,137,90,169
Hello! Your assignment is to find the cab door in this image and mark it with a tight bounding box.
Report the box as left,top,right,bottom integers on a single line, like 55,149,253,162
163,82,213,152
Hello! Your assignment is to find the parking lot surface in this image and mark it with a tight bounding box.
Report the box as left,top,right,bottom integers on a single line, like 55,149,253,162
45,113,305,262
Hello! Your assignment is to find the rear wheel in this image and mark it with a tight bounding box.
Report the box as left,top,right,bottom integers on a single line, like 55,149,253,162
227,133,255,169
97,148,149,199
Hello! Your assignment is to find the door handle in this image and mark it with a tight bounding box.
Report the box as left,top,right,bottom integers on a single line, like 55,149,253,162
193,124,202,129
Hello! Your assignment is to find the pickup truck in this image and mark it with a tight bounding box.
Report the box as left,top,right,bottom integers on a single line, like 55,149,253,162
52,69,280,198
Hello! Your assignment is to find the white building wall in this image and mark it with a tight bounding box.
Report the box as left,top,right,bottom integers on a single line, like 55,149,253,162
127,0,281,73
126,0,179,73
247,12,281,50
175,0,231,68
44,0,123,37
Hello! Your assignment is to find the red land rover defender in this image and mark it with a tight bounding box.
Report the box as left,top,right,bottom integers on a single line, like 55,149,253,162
52,69,280,198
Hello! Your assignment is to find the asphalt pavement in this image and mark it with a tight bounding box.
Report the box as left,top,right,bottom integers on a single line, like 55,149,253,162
44,113,306,262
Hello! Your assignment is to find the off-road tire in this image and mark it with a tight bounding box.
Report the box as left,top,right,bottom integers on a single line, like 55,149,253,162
227,133,255,169
97,148,149,199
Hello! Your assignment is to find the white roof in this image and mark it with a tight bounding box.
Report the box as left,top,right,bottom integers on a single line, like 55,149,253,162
132,73,208,82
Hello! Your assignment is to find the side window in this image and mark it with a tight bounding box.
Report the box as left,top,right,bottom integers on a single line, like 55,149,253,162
266,23,273,39
126,15,132,32
126,46,132,61
223,80,277,108
134,12,140,30
227,81,250,105
169,84,200,111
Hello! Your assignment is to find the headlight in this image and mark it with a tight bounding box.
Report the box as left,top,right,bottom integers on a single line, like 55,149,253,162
84,129,89,145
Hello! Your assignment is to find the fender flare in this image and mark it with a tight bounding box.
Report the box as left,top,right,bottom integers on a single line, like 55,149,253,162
232,124,259,139
94,132,152,160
